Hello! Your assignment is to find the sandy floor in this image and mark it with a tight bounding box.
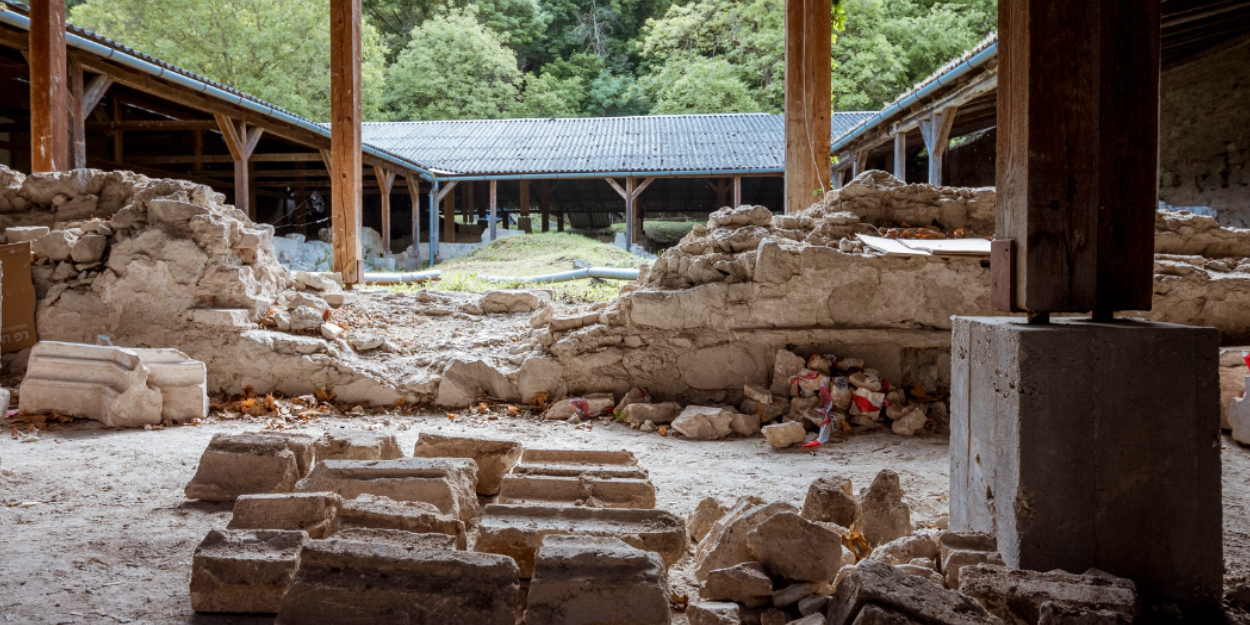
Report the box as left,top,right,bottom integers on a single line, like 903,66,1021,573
1,411,1248,624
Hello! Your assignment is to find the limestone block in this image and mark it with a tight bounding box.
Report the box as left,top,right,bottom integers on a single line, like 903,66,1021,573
499,473,656,509
687,497,728,544
762,421,806,449
826,560,1002,625
746,511,844,583
799,594,831,616
332,494,467,549
32,230,77,260
622,401,683,424
672,405,736,440
802,475,859,527
191,308,256,329
476,504,687,577
525,535,672,625
518,356,567,404
275,531,519,624
228,492,341,538
959,565,1139,625
694,501,795,581
848,605,926,625
771,349,806,394
287,306,322,331
69,233,107,263
412,432,523,495
294,458,479,522
950,317,1222,605
436,358,520,407
859,470,911,547
1037,603,1132,625
481,289,549,313
867,533,939,567
703,561,772,607
313,430,403,462
729,410,762,435
130,347,209,421
772,582,820,608
688,602,740,625
511,449,647,479
1231,376,1250,445
190,528,307,614
936,532,999,589
5,226,49,243
20,341,163,427
185,432,315,501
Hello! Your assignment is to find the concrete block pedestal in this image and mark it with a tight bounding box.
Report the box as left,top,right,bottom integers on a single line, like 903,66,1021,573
950,317,1222,608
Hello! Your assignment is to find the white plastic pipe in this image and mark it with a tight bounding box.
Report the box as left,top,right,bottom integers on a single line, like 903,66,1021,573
362,270,442,284
477,267,640,284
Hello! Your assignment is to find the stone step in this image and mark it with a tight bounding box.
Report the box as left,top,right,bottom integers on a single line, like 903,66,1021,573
525,535,672,625
476,503,687,578
497,474,656,509
190,529,308,614
294,458,479,522
185,432,316,502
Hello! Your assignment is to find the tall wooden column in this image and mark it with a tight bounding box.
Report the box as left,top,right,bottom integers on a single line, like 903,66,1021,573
442,186,456,243
330,0,363,284
783,0,831,214
732,176,742,207
919,106,957,186
30,0,69,172
993,0,1159,315
406,178,422,266
214,114,263,219
518,180,531,233
538,182,553,232
489,180,498,240
893,133,907,181
463,181,475,225
373,167,396,254
68,66,112,169
608,177,654,249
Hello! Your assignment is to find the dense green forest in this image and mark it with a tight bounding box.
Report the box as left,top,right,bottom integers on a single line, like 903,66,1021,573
63,0,996,121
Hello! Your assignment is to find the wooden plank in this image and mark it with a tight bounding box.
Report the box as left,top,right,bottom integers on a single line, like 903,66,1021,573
373,166,395,254
783,0,832,213
995,0,1160,313
406,177,422,267
330,0,363,285
442,184,456,243
29,0,69,172
518,179,530,233
83,120,214,131
893,133,907,181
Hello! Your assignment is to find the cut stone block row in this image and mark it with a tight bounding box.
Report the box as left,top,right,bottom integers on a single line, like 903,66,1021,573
227,492,468,548
958,564,1139,624
476,503,687,578
498,449,656,509
826,560,1001,625
295,458,479,522
19,341,208,428
185,432,316,502
525,535,672,625
190,529,308,614
314,429,403,461
413,432,523,496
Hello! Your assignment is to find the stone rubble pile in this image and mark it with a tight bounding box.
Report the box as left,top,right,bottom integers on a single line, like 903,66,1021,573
185,428,685,623
684,469,1142,625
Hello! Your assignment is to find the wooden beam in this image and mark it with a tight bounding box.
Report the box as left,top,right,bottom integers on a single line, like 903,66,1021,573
733,176,742,207
373,166,396,254
442,184,456,243
995,0,1160,314
783,0,832,213
852,150,869,178
110,95,123,162
488,180,497,241
82,73,114,116
86,119,217,131
893,133,907,182
463,180,475,225
330,0,363,285
69,61,85,168
29,0,70,172
518,179,531,233
214,114,264,219
406,177,422,267
918,106,957,185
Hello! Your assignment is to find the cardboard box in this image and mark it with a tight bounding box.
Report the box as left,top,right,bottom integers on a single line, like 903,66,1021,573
1,242,37,352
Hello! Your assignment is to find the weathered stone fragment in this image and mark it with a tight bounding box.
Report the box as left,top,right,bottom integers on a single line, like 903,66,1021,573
762,421,807,448
672,405,737,440
275,531,519,624
730,410,763,435
190,529,307,614
480,289,549,313
228,492,340,538
500,448,655,508
849,605,926,624
936,532,1000,589
703,561,772,607
688,602,740,625
622,401,683,425
525,535,671,625
294,458,479,522
859,470,911,547
313,429,403,461
19,341,163,427
688,497,728,543
958,565,1139,625
802,475,859,527
185,432,315,502
412,432,522,495
333,494,468,549
771,350,806,395
746,511,844,583
1037,602,1132,624
772,582,820,608
476,503,687,577
868,533,939,567
694,501,795,581
826,560,1002,625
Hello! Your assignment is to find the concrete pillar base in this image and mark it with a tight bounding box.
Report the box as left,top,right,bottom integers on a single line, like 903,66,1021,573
950,317,1223,607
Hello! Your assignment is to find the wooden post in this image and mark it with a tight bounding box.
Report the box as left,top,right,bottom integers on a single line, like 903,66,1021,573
111,96,123,163
893,132,907,182
406,178,421,267
373,166,396,254
733,176,742,207
214,114,264,219
442,185,456,243
489,180,498,240
607,177,654,249
330,0,363,284
30,0,70,172
518,179,531,233
705,179,729,208
538,181,552,233
428,179,439,265
919,106,957,186
464,180,475,225
852,151,869,178
994,0,1160,314
69,65,111,169
783,0,832,214
191,130,203,174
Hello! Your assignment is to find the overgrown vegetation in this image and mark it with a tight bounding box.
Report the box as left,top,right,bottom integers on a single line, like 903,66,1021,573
608,220,698,245
64,0,997,121
381,232,644,303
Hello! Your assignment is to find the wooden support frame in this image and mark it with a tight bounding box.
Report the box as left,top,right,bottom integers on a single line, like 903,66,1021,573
893,132,907,182
406,177,422,268
783,0,832,214
918,106,957,186
607,177,655,248
68,64,113,169
29,0,70,172
704,178,731,207
537,181,558,233
373,166,396,254
428,180,458,262
852,150,869,178
214,114,264,219
330,0,363,284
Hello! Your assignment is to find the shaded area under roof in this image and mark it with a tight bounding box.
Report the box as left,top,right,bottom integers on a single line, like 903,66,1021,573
359,112,875,179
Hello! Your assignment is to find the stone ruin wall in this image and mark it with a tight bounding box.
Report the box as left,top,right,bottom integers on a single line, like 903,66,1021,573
3,165,1250,413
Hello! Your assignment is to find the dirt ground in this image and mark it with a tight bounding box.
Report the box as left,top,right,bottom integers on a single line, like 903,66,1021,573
1,409,1248,624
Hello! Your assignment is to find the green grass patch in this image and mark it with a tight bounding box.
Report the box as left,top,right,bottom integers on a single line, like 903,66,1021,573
607,220,699,245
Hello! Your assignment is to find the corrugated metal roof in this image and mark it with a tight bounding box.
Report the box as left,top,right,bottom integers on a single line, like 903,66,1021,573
360,112,877,178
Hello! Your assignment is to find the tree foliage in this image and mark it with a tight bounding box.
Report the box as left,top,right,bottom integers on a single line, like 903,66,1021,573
70,0,390,120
